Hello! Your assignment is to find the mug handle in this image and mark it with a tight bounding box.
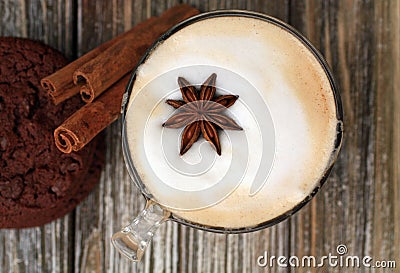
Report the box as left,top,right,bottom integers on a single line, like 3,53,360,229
111,199,170,262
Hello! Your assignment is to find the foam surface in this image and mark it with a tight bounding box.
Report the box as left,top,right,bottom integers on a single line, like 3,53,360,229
125,15,339,228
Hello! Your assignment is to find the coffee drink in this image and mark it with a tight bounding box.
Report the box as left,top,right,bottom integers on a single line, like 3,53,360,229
124,14,341,229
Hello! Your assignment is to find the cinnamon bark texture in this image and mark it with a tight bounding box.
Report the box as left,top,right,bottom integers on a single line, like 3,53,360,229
40,4,198,105
73,4,199,103
54,74,129,153
40,17,157,104
49,4,199,153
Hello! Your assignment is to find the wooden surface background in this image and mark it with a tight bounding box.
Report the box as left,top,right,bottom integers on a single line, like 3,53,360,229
1,0,399,272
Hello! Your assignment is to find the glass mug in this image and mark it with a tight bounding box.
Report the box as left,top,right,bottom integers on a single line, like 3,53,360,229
112,10,344,262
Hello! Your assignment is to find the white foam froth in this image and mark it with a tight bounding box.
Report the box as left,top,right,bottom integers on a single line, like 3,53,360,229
125,16,339,228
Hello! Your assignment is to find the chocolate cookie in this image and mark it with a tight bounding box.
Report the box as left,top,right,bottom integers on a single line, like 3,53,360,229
0,37,104,228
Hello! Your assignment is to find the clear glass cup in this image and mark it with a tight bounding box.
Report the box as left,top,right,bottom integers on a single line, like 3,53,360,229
112,10,344,262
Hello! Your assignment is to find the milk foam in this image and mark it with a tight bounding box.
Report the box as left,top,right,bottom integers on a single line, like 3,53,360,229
125,15,339,228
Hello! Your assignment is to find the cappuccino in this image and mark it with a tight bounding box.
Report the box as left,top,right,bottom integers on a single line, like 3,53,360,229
125,14,341,229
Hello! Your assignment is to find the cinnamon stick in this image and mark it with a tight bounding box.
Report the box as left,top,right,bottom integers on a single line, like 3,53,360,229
54,74,130,153
74,4,199,103
41,17,158,105
54,5,200,153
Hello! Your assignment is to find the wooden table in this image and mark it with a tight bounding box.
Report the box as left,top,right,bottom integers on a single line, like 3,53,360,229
1,1,399,272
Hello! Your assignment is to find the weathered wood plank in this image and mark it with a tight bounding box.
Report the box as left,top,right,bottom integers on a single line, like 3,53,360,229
0,211,72,273
372,0,400,267
289,1,399,272
0,1,75,273
0,0,75,59
392,0,400,264
0,0,27,38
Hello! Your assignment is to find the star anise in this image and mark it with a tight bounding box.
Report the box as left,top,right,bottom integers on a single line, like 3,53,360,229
162,73,242,155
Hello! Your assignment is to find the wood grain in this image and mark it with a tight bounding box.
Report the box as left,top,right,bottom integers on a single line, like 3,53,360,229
373,0,400,266
289,1,400,272
0,0,399,272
